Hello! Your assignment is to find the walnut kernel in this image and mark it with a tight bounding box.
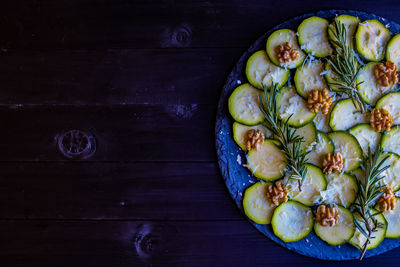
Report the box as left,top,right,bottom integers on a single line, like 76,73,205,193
316,205,339,227
307,88,332,114
322,152,344,174
374,61,399,86
265,181,288,206
245,129,264,151
275,42,299,64
377,187,396,212
370,108,393,132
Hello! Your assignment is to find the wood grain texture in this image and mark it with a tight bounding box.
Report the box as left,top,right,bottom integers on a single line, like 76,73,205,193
0,162,240,220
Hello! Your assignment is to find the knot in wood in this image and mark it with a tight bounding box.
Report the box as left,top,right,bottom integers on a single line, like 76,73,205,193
57,130,96,159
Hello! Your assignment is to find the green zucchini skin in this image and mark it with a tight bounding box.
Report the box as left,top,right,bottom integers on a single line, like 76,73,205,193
376,92,400,125
266,29,306,69
356,62,396,105
228,83,264,125
245,50,289,90
294,60,327,98
328,131,363,172
271,201,313,242
246,139,287,181
377,197,400,238
307,131,335,168
232,122,272,151
297,16,333,57
349,124,381,156
320,172,358,208
355,19,391,61
328,15,360,49
379,152,400,192
381,125,400,156
243,182,276,224
329,99,367,131
386,34,400,68
314,205,355,246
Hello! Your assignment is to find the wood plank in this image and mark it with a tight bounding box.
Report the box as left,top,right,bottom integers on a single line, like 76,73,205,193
2,0,400,49
0,162,240,220
1,220,399,266
0,104,219,161
0,48,240,105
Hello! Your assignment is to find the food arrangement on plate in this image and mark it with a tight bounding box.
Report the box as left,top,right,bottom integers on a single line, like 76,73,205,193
227,13,400,260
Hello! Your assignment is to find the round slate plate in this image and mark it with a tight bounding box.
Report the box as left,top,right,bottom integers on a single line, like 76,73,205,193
215,9,400,260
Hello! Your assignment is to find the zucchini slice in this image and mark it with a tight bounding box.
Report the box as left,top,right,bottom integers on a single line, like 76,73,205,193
276,86,316,127
386,34,400,68
378,197,400,238
298,16,333,57
314,206,355,245
286,164,327,206
313,111,331,133
307,131,335,168
328,131,363,172
349,124,381,156
328,15,360,49
381,125,400,155
379,152,400,192
271,201,313,242
247,139,287,181
266,29,306,69
232,122,272,151
228,83,264,125
329,98,367,131
294,60,328,98
323,62,341,92
243,182,276,224
319,173,358,208
245,50,289,90
349,210,387,250
355,20,391,61
295,122,317,153
376,92,400,125
356,62,396,105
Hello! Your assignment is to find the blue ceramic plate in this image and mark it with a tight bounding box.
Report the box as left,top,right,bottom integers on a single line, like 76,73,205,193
215,10,400,260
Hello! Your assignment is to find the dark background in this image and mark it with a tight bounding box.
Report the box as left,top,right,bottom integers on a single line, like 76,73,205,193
1,0,400,266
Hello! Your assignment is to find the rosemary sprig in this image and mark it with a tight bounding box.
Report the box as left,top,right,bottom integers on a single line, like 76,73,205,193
352,147,390,260
259,83,308,190
327,19,366,113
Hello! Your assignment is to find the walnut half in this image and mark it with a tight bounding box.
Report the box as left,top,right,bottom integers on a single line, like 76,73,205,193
265,181,288,206
322,152,344,174
245,129,264,151
316,205,339,227
307,88,332,114
370,108,393,132
275,42,299,64
374,61,399,87
377,187,396,212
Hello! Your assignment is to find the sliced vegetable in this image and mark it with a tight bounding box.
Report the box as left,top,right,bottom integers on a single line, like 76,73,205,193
286,164,326,206
378,197,400,238
294,122,317,153
381,125,400,155
276,86,316,127
247,139,287,181
271,201,313,242
376,92,400,125
349,124,381,156
243,182,276,224
228,83,264,125
356,62,396,105
314,206,355,245
298,16,333,57
266,29,306,69
328,131,363,172
386,34,400,68
245,50,289,90
323,62,341,92
329,98,367,131
328,15,360,49
319,173,358,208
307,131,335,168
313,111,331,132
379,152,400,192
349,210,387,250
294,60,327,98
355,19,391,61
232,122,272,151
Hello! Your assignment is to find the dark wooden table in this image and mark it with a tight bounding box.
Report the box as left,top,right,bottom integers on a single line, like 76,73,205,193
2,1,400,266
